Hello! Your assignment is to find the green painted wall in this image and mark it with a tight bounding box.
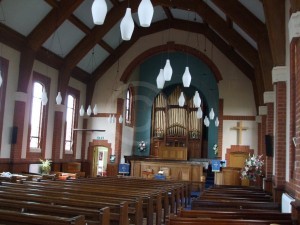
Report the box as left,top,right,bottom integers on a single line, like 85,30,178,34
134,52,219,158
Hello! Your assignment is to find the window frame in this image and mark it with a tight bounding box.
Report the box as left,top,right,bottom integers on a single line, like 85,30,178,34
0,57,9,149
63,87,80,155
125,85,134,127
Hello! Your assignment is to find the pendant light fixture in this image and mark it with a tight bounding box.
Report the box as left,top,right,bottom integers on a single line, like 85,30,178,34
163,59,172,81
93,104,98,115
156,69,165,89
204,116,210,127
182,67,191,87
138,0,154,27
41,89,48,106
209,108,215,120
91,0,108,25
196,107,203,119
119,115,123,123
79,105,85,116
178,92,185,107
0,71,2,87
193,91,201,108
55,92,62,105
108,114,112,123
87,105,92,116
215,117,219,127
120,8,134,41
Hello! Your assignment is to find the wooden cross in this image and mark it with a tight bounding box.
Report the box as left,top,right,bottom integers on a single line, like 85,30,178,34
230,121,248,145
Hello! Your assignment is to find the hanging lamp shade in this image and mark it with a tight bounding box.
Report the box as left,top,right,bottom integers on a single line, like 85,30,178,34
193,91,201,108
112,114,116,123
87,105,92,116
215,117,219,127
178,92,185,107
79,105,85,116
41,89,48,106
196,107,203,119
163,59,173,81
138,0,154,27
204,116,210,127
119,115,123,124
120,8,134,41
209,108,215,120
91,0,107,25
55,92,62,105
156,69,165,89
182,66,191,87
93,104,98,115
0,72,2,87
108,114,112,123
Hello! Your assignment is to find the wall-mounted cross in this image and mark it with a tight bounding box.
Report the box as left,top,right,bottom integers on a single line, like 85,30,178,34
230,121,248,145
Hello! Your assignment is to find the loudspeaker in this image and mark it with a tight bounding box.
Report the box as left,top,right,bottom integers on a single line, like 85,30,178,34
11,126,18,144
265,134,273,157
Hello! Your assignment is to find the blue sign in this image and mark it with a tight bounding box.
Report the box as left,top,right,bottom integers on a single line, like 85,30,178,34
212,160,221,172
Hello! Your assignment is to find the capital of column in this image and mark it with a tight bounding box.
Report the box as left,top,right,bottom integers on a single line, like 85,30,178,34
272,66,288,83
263,91,275,104
15,92,28,102
259,106,267,116
289,11,300,42
256,115,262,123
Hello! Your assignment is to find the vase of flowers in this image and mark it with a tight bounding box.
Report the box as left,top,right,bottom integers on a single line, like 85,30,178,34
240,154,264,183
213,144,218,156
40,159,52,174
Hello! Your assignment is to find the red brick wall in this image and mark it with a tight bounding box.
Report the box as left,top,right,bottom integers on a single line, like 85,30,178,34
274,82,287,187
52,111,64,161
217,99,223,158
266,103,274,178
295,40,300,199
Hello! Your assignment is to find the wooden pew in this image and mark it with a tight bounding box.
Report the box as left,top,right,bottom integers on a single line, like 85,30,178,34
0,188,129,225
0,209,86,225
167,214,293,225
0,198,110,225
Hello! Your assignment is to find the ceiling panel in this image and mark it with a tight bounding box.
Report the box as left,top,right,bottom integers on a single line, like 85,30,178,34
171,8,203,23
233,22,257,49
239,0,265,23
42,20,86,57
102,21,123,49
77,44,109,73
206,0,226,21
0,0,51,36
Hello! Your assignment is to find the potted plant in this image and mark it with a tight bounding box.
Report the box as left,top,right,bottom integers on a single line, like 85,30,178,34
40,159,52,174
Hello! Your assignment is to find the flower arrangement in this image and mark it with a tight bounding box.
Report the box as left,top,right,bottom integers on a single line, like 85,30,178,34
240,154,264,182
40,158,52,174
213,144,218,155
138,141,146,152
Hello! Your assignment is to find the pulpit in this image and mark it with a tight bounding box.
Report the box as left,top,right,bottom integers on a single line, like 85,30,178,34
214,167,242,185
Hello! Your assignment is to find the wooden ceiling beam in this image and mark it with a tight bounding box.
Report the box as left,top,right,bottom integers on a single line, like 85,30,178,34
28,0,84,51
290,0,300,13
211,0,265,41
68,14,91,35
262,0,286,66
162,6,173,21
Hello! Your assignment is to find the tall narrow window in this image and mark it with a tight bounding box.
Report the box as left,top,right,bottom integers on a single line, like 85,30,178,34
30,82,45,149
0,57,8,149
125,86,134,126
65,94,76,152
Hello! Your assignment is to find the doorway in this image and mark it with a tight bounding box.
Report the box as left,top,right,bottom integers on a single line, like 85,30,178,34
92,146,109,177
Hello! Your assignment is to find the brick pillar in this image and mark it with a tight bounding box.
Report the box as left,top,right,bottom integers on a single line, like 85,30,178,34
81,118,88,160
52,105,65,162
256,116,263,156
272,66,288,189
114,98,124,164
217,99,224,158
263,92,275,179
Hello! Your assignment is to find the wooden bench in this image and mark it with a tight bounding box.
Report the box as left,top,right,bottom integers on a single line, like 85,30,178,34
167,214,293,225
0,208,86,225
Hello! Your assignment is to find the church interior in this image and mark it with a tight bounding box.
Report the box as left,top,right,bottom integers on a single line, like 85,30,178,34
0,0,300,224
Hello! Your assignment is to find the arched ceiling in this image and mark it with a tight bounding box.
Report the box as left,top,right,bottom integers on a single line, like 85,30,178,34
0,0,287,108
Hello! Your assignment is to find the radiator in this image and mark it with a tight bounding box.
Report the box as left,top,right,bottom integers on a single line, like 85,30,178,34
282,193,295,213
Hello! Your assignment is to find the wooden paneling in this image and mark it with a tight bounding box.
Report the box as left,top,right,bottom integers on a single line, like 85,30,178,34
214,167,242,186
158,146,188,161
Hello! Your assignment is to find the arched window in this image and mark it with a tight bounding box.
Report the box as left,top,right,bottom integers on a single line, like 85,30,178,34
64,87,79,154
125,86,134,126
30,82,46,150
65,94,76,152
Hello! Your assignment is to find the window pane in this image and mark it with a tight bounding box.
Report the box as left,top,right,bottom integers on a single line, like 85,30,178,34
65,95,75,151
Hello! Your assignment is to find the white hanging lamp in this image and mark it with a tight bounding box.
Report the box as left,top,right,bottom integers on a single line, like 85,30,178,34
209,108,215,120
156,69,165,89
112,114,116,123
193,91,201,108
41,89,48,106
0,71,3,87
119,115,123,124
138,0,154,27
93,104,98,115
215,117,219,127
204,116,210,127
55,92,62,105
178,92,185,107
87,105,92,116
108,114,112,123
79,105,85,116
196,107,203,119
163,59,173,81
182,66,191,87
120,8,135,41
91,0,108,25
